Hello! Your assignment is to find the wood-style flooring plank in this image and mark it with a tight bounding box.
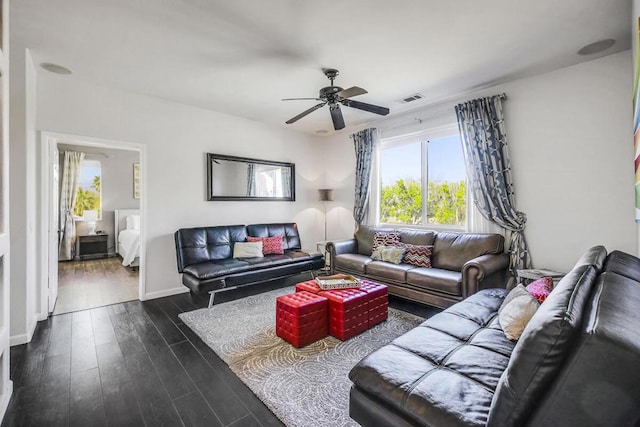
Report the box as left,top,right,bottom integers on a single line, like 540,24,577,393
69,367,107,427
31,376,70,427
170,340,250,426
124,352,183,427
97,343,145,427
141,300,187,345
173,391,222,427
155,296,186,326
176,320,279,424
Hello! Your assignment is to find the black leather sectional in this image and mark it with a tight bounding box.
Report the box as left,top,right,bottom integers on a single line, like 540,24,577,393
174,223,324,302
348,246,640,426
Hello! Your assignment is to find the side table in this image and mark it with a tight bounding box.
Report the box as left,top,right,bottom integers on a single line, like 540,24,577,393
316,241,331,274
517,268,565,286
77,234,109,260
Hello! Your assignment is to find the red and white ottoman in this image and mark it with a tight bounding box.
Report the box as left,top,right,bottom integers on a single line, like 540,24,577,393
275,291,328,348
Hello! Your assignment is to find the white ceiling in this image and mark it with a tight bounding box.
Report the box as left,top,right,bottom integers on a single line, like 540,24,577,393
12,0,631,135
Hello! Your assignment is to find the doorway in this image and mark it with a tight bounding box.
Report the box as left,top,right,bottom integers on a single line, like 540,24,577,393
40,132,146,316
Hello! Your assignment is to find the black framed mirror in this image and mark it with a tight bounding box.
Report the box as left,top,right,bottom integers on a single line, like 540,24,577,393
206,153,296,201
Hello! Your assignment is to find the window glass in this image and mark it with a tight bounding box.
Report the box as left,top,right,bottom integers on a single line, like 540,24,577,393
427,135,466,226
380,141,422,225
379,132,466,228
74,160,102,219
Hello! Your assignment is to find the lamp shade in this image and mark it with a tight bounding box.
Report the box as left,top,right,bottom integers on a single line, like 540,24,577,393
318,189,334,202
83,210,98,222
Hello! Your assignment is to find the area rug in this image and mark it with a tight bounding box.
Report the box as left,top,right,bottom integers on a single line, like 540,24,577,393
178,286,425,427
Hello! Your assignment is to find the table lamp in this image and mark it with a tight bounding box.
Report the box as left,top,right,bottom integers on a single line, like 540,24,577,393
83,210,98,235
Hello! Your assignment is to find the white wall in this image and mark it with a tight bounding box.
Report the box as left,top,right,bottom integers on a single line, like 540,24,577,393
8,47,39,345
323,51,636,272
36,76,327,298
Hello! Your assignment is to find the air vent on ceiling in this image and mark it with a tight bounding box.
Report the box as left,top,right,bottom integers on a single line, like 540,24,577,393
398,93,424,104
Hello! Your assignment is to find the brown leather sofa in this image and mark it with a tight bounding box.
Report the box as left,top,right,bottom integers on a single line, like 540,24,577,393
348,246,640,426
327,225,509,308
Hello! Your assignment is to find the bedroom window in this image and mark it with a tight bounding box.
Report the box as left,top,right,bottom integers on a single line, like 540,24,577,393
74,159,102,219
379,130,466,229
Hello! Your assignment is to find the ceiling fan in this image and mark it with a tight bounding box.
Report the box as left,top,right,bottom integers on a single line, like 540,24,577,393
283,68,390,130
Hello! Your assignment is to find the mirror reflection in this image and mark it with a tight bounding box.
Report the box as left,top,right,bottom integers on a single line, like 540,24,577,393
207,153,295,201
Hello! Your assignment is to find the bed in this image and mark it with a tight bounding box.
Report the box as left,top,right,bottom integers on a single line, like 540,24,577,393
115,209,140,267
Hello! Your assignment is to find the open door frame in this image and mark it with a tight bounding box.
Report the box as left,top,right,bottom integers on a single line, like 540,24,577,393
39,131,147,317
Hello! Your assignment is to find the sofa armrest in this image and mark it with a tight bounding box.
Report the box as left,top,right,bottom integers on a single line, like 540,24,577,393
326,239,357,274
461,253,510,297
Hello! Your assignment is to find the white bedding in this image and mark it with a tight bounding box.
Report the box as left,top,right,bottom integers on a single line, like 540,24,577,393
119,229,140,266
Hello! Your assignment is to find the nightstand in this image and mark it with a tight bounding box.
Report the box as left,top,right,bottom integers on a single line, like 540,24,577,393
78,234,109,260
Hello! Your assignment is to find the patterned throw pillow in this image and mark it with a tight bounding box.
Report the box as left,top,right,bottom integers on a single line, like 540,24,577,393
381,247,406,264
370,245,386,261
399,243,433,268
372,231,401,252
526,277,554,303
247,235,284,255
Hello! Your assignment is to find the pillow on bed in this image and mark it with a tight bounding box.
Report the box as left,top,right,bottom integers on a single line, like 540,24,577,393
126,215,140,230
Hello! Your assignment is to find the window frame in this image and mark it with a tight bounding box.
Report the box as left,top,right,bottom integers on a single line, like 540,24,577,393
377,123,467,232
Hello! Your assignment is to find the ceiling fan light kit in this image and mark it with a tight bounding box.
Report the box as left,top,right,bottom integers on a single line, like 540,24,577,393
283,68,389,131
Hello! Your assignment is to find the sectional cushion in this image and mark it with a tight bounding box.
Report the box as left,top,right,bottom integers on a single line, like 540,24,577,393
488,264,599,426
365,261,415,283
349,289,512,427
406,268,462,296
432,232,504,271
334,253,372,274
604,249,640,281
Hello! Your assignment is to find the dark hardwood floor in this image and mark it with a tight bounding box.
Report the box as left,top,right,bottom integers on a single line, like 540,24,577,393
2,275,439,427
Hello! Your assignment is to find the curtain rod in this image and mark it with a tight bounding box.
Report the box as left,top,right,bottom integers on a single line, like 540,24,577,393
379,92,508,134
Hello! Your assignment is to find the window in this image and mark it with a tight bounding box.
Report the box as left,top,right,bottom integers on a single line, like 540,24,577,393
74,159,102,219
379,130,466,228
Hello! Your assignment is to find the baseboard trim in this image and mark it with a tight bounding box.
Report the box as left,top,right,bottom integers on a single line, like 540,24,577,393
142,286,188,301
10,316,39,346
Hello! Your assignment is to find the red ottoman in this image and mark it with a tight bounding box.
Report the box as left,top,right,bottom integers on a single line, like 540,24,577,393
319,288,369,340
359,281,389,327
276,291,328,348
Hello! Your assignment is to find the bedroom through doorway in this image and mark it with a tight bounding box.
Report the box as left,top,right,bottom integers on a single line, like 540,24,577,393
52,140,142,315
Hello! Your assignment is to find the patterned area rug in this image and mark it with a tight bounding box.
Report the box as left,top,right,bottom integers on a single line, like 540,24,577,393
179,286,425,427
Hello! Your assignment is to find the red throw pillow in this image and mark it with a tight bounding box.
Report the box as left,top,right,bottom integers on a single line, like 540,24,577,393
372,231,401,252
525,277,553,303
398,243,433,268
247,235,284,255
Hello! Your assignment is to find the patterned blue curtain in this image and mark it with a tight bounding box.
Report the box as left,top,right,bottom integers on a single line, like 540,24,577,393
455,95,531,273
351,128,377,225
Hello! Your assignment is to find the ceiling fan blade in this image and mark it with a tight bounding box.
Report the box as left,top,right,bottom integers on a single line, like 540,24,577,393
282,97,324,101
336,86,368,99
342,99,389,116
330,104,345,130
285,103,326,124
